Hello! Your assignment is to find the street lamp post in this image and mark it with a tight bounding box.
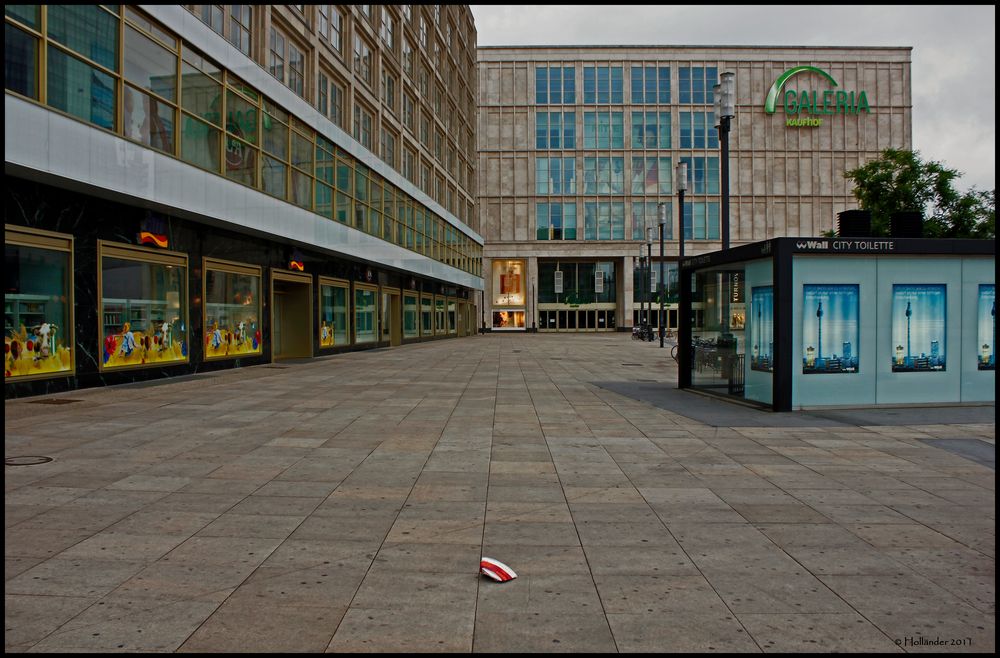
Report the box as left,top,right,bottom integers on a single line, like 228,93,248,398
675,162,688,258
638,252,646,332
658,203,667,348
646,227,654,339
714,72,736,250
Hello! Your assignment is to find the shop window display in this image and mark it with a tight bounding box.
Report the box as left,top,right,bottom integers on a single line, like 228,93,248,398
100,244,187,370
204,261,261,359
5,228,74,380
319,281,350,348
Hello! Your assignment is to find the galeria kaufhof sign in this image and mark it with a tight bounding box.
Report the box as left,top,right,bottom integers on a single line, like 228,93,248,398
765,65,870,128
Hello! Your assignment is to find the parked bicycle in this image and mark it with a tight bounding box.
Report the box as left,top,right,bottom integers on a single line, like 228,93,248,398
631,325,655,341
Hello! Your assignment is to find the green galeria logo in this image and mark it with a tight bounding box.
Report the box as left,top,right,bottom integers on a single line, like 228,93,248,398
765,65,870,127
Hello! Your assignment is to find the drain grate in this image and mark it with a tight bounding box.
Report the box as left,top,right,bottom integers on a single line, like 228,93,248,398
621,363,643,367
6,456,54,466
264,366,289,369
27,399,82,405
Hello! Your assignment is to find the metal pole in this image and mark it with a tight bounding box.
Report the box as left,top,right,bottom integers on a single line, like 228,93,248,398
659,213,665,348
647,238,652,339
721,115,730,250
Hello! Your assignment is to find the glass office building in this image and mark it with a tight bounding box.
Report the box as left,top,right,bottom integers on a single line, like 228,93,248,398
5,5,483,396
477,45,911,332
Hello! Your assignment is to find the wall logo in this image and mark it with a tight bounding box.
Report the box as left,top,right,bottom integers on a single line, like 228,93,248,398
765,66,870,128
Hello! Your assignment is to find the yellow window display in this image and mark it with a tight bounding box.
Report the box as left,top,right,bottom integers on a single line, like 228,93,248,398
5,226,74,380
319,279,350,348
99,242,188,370
204,259,262,359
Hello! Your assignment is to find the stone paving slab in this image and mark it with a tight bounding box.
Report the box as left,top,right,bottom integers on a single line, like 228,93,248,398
5,333,995,653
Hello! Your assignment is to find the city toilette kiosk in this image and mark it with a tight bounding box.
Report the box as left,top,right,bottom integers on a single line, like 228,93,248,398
678,238,995,411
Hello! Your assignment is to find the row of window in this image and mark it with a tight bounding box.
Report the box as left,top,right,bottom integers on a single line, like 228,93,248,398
535,201,720,241
535,65,719,105
536,111,718,150
4,6,482,276
5,227,463,383
535,157,720,195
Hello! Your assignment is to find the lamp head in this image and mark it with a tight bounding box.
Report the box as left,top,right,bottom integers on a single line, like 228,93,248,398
675,161,688,192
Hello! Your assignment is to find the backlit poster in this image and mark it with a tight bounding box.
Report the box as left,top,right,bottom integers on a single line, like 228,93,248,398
750,286,774,372
891,284,946,372
978,284,995,371
802,284,859,374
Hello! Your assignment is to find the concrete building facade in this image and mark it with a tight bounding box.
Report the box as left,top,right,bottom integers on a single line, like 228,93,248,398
477,45,911,333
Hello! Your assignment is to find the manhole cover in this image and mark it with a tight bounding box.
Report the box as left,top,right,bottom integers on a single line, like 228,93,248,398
26,399,82,405
6,456,54,466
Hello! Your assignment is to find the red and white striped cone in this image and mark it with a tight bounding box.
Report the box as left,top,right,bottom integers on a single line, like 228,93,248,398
479,557,517,582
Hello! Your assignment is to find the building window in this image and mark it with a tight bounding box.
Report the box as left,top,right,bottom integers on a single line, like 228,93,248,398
402,92,416,133
583,111,624,148
402,37,414,77
353,102,373,149
632,201,671,240
268,26,285,83
229,5,252,56
354,285,378,344
4,7,41,100
535,66,575,104
420,295,433,335
584,202,626,240
180,45,223,172
381,68,396,112
683,202,721,240
381,127,397,168
679,111,718,148
288,42,304,97
679,156,720,194
631,111,671,149
98,242,188,371
123,10,179,155
535,111,575,149
630,157,672,195
535,157,576,195
380,8,394,50
583,66,624,104
203,259,262,359
536,203,578,240
679,66,718,104
631,65,670,104
583,157,625,195
200,5,223,34
353,33,373,86
319,279,350,347
403,294,418,338
5,225,75,381
403,147,416,183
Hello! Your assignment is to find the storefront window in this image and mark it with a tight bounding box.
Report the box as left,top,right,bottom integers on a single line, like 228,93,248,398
421,295,433,335
100,243,187,370
5,227,74,380
435,296,446,334
493,311,526,329
492,259,526,307
204,260,261,359
448,299,457,334
690,266,746,393
319,280,349,348
355,286,377,343
403,294,418,338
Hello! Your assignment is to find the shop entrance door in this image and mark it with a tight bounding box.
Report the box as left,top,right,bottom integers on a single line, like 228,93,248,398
271,271,312,361
382,289,402,346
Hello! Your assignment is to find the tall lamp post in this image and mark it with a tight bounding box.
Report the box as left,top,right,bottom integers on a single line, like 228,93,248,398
675,162,688,258
657,202,667,347
714,71,735,250
646,227,654,338
638,251,646,331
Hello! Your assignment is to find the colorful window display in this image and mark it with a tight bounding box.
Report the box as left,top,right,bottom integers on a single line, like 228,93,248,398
493,311,526,329
802,284,859,374
890,284,947,372
204,260,261,359
100,243,188,370
979,285,995,370
750,286,774,372
492,260,526,307
355,286,377,343
319,280,349,348
5,227,74,380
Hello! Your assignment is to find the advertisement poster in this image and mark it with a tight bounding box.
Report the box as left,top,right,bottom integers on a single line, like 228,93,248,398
750,286,774,372
978,284,995,371
802,284,859,374
891,284,946,372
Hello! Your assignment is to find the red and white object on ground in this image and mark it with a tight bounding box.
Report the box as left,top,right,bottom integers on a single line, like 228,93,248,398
479,557,517,582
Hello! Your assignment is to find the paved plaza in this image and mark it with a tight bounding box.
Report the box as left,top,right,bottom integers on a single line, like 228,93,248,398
5,333,995,652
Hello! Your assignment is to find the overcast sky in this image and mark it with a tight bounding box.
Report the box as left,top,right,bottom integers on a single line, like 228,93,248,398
470,4,996,194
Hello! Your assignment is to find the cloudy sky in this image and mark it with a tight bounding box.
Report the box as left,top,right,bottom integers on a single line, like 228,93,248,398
470,4,996,193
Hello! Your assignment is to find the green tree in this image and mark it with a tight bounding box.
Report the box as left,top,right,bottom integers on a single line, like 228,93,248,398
844,148,994,238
